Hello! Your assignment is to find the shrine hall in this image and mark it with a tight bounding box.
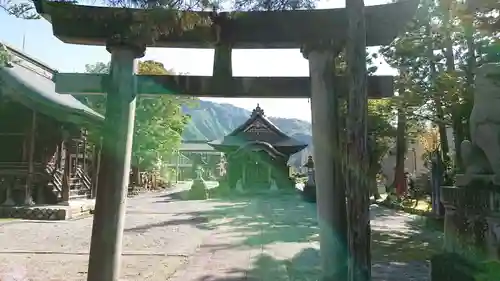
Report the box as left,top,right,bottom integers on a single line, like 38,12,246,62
208,105,307,191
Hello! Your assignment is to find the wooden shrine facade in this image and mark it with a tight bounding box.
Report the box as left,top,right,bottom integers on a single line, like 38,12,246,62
0,43,103,206
209,105,307,191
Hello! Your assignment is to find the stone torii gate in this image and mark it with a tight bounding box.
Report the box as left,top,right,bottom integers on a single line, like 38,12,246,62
34,0,418,280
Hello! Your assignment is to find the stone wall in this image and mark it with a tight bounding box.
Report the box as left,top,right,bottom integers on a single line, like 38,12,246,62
0,206,68,220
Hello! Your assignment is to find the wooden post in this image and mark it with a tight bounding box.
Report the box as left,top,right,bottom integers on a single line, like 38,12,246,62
91,140,102,199
56,142,62,169
75,139,79,174
345,0,371,280
61,135,70,204
24,110,37,205
394,88,407,197
242,162,246,185
304,44,347,281
176,151,180,183
87,45,142,281
83,133,87,172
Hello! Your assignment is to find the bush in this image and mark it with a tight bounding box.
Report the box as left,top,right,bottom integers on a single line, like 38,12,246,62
302,184,316,203
431,253,500,281
431,253,478,281
207,181,231,198
188,179,208,200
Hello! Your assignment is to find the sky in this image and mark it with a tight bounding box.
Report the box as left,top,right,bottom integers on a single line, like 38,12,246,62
0,0,398,122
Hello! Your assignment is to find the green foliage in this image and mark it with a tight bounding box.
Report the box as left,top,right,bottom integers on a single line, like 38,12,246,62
379,0,500,173
0,44,13,67
367,99,397,171
0,0,40,19
82,60,190,171
476,260,500,281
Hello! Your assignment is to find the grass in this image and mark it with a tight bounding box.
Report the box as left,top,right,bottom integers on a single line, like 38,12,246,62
371,215,443,262
402,199,432,212
0,218,17,222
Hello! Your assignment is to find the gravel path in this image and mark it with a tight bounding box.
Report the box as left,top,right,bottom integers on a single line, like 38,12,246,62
0,188,438,281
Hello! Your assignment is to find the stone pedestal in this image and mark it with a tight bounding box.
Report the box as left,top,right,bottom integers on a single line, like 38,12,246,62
431,177,500,281
189,179,208,200
2,184,15,206
440,175,500,259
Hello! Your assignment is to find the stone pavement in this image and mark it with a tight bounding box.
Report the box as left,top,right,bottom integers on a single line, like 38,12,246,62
0,189,439,281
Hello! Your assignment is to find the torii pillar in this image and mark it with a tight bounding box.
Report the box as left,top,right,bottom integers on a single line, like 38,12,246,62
302,43,348,281
86,41,144,281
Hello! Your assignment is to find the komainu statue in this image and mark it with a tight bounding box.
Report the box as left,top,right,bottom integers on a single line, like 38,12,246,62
461,63,500,185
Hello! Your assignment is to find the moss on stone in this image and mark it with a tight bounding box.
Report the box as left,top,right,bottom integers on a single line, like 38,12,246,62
188,179,208,200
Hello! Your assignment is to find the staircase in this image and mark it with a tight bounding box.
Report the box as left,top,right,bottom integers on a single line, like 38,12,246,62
39,159,93,203
41,163,63,204
71,166,91,199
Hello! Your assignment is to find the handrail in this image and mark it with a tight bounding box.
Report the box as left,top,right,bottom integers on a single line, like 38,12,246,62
44,164,62,193
76,166,91,191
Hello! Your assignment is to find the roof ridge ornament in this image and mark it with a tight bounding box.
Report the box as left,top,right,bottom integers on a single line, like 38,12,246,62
251,103,265,117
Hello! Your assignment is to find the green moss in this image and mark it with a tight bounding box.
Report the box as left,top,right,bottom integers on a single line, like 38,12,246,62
431,254,500,281
476,261,500,281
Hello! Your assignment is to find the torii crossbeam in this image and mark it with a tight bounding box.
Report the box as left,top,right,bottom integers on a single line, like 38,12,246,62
54,73,394,98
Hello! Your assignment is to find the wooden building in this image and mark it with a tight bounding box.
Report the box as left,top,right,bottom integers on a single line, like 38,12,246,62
0,43,103,206
209,105,307,190
167,141,224,181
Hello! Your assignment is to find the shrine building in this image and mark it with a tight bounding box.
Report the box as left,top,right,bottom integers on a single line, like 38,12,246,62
209,104,307,191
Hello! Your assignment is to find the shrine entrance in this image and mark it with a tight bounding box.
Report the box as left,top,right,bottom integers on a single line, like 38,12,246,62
244,157,270,189
34,0,418,280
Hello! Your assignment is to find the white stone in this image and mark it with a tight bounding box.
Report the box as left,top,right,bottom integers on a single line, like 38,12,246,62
235,179,244,193
195,167,203,180
307,170,315,186
23,195,34,206
270,179,279,191
2,185,15,206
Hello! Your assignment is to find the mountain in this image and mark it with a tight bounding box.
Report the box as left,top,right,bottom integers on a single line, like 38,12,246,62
181,100,313,167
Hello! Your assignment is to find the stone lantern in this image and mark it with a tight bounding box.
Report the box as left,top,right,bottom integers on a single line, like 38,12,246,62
302,156,316,202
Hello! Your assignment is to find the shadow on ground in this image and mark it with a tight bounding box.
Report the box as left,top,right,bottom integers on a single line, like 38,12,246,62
126,190,440,280
150,190,442,265
194,247,429,281
370,205,443,262
166,192,320,247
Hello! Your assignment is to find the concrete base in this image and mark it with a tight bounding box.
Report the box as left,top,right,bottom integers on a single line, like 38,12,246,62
0,199,95,220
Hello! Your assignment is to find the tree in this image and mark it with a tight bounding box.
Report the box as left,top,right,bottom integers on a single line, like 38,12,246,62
367,99,396,199
0,0,40,19
82,60,190,171
378,0,499,192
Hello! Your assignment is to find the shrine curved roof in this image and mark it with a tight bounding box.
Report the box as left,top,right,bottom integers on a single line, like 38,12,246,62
228,106,288,138
0,43,103,125
233,141,286,159
208,105,308,155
